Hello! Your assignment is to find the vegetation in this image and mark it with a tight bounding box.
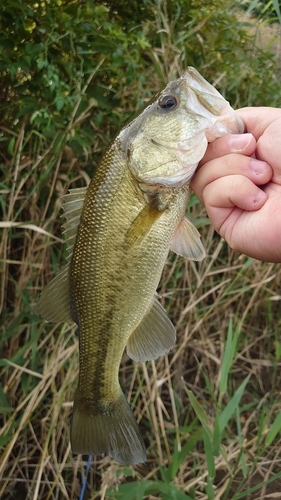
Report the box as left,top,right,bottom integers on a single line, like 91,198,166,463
239,0,281,22
1,0,281,499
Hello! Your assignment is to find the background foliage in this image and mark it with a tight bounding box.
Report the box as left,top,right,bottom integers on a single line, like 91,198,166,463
1,0,281,499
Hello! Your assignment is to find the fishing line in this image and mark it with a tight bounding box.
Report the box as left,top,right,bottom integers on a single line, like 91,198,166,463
79,454,92,500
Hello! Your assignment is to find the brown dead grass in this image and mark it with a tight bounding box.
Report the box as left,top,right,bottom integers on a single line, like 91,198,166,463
2,169,281,498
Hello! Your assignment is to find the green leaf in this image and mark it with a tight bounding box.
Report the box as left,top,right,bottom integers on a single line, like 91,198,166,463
0,385,12,412
219,374,251,434
0,406,13,413
206,476,215,499
233,471,281,499
272,0,281,23
55,98,65,111
212,413,221,456
186,389,212,439
171,428,203,477
220,318,240,395
236,407,248,478
203,428,215,479
7,136,15,156
37,59,48,70
265,411,281,446
107,482,138,499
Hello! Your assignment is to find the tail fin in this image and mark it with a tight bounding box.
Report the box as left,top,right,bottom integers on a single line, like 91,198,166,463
70,391,146,465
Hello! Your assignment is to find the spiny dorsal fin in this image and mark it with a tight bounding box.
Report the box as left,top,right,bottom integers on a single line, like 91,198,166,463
126,295,176,362
38,186,87,323
170,216,206,261
61,186,87,260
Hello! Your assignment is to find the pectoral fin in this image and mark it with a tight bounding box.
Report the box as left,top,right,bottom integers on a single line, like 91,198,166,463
170,216,205,261
126,295,176,362
125,204,162,246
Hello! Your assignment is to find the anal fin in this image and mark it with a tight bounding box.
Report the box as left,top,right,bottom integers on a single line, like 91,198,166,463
126,295,176,362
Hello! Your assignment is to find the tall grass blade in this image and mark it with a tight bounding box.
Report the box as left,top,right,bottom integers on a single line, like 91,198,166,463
233,470,281,499
271,0,281,22
186,390,212,439
265,411,281,446
206,476,215,499
219,318,240,395
219,374,251,434
245,0,262,16
235,407,247,478
203,428,215,479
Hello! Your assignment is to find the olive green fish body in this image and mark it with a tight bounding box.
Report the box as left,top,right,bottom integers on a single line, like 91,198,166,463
38,67,244,465
69,140,189,463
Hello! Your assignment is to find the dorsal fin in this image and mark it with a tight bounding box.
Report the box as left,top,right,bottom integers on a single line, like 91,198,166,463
37,265,73,322
61,186,87,260
38,186,87,323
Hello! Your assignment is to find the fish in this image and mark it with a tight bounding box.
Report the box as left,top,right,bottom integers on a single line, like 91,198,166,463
38,67,244,465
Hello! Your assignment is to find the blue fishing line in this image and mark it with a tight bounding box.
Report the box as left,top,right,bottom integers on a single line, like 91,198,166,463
79,455,92,500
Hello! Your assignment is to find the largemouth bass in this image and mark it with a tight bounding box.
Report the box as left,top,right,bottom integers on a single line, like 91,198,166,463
38,67,244,465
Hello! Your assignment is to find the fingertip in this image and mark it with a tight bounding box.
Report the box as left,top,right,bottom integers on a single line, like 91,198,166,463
237,185,268,212
200,132,256,165
251,188,268,210
250,159,272,178
228,133,255,153
231,183,268,212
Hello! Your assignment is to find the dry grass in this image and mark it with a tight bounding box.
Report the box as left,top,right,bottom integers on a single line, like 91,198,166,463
2,133,281,499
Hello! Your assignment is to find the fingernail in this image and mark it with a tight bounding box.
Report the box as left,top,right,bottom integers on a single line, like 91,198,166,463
252,189,267,209
251,159,269,175
228,133,253,152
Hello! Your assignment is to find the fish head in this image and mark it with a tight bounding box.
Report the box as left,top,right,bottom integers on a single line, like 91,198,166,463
120,67,244,187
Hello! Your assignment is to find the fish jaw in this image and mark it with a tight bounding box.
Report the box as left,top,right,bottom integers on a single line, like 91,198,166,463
181,67,244,139
123,66,244,188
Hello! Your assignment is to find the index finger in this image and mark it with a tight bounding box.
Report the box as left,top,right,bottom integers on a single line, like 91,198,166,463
200,133,256,167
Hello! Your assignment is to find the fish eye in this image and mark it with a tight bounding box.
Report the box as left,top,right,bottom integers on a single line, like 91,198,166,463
158,94,178,111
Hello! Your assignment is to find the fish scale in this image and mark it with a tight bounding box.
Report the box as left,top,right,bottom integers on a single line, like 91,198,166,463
38,67,244,464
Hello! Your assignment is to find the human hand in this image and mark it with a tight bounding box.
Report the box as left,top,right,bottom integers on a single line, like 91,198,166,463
191,107,281,263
